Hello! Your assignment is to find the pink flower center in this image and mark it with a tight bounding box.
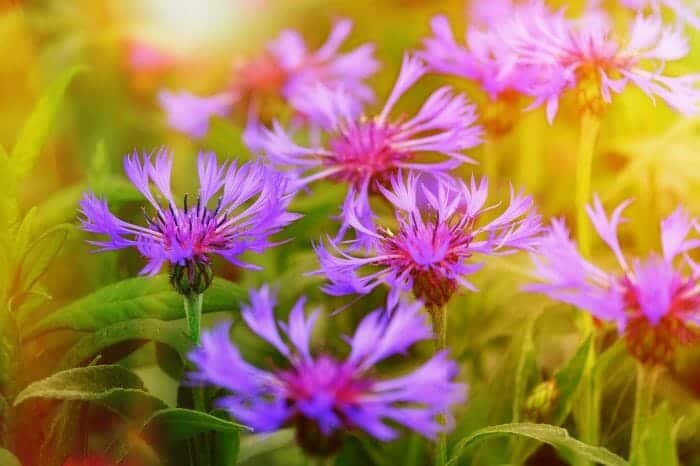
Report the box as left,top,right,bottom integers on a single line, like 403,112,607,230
327,121,410,188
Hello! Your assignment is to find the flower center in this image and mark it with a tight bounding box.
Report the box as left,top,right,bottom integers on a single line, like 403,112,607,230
327,120,409,187
621,275,700,365
235,54,288,97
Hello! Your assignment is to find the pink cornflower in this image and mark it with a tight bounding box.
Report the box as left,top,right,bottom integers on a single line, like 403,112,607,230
315,172,541,309
248,54,483,240
528,196,700,365
159,18,378,138
618,0,700,30
488,3,700,121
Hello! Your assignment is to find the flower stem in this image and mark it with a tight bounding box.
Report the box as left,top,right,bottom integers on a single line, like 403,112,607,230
184,293,203,344
431,305,448,466
575,111,601,257
630,364,660,464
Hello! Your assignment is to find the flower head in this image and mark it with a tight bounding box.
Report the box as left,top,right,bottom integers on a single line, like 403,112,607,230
80,150,299,294
619,0,700,30
486,3,700,121
528,196,700,364
160,18,378,138
188,286,466,456
315,172,541,309
249,55,483,240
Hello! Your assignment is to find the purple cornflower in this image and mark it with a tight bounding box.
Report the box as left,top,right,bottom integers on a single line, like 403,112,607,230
188,286,466,457
315,172,541,310
528,196,700,365
159,18,379,139
79,150,299,295
484,3,700,121
248,54,483,239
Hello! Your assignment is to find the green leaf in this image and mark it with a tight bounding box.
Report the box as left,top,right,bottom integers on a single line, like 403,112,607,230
23,276,245,338
143,408,248,442
0,448,21,466
10,66,86,180
552,335,592,424
635,404,680,466
17,224,71,295
237,429,294,464
13,365,167,419
447,423,628,466
57,318,191,370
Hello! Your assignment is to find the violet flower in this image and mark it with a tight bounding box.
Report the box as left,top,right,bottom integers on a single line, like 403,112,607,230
80,150,300,295
315,172,541,310
159,18,379,138
188,285,466,457
248,54,483,240
528,196,700,364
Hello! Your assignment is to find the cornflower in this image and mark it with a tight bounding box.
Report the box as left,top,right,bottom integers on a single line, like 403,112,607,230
188,286,465,458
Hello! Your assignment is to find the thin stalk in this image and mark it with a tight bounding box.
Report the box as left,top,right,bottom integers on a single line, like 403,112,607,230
630,364,660,464
183,293,210,465
184,293,203,344
575,112,601,257
431,306,448,466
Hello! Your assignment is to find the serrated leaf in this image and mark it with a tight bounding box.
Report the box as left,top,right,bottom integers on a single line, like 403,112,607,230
0,448,21,466
23,276,245,338
13,365,167,419
57,319,191,371
447,423,628,466
10,66,86,180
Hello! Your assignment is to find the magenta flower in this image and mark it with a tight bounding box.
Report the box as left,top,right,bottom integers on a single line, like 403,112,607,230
528,196,700,364
188,286,466,456
315,172,541,309
79,150,300,294
160,18,379,138
486,4,700,121
249,55,483,239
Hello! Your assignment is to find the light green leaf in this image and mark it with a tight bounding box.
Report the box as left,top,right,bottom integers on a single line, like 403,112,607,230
13,365,167,419
10,66,86,180
17,224,71,295
143,408,248,442
447,423,628,466
552,335,592,424
23,276,245,338
0,448,21,466
635,404,680,466
57,318,191,370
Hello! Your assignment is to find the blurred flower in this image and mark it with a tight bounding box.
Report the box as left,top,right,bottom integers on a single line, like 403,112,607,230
315,172,541,309
618,0,700,30
160,18,379,138
528,196,700,364
188,286,466,456
249,55,482,240
79,150,299,294
487,3,700,121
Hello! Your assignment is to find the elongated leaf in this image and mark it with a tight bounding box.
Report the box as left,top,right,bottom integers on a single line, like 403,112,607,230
0,448,21,466
13,365,167,419
57,318,191,370
447,423,628,466
552,335,592,424
635,404,680,466
17,224,71,294
11,66,86,180
143,408,248,442
24,276,245,338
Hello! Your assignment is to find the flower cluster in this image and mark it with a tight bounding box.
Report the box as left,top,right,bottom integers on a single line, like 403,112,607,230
159,18,379,139
315,172,541,309
422,1,700,122
528,196,700,364
248,54,483,239
188,286,465,456
80,150,299,294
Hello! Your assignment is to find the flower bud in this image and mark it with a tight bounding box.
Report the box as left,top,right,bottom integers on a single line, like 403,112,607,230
169,259,214,296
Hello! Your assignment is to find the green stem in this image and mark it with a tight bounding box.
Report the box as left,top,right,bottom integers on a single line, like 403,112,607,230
431,306,448,466
630,364,659,464
575,112,601,258
184,293,203,344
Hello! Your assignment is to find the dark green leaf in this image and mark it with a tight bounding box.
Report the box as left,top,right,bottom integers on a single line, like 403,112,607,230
447,423,628,466
57,319,191,370
13,365,167,419
11,66,86,180
24,276,245,338
143,408,248,442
